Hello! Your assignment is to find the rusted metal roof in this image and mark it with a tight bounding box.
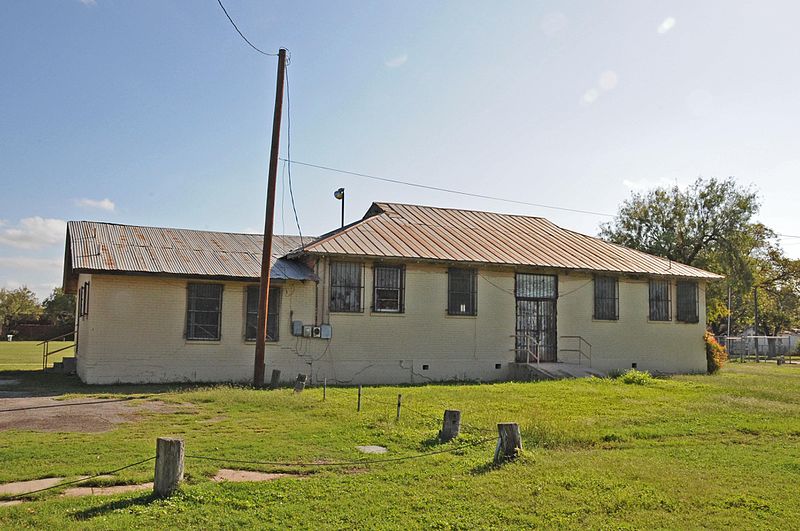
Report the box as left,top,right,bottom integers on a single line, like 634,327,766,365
64,221,316,287
298,202,723,280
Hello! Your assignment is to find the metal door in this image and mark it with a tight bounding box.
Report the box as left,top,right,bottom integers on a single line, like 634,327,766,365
515,274,557,362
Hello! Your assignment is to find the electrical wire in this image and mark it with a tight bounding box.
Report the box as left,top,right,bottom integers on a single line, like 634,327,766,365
216,0,279,56
6,457,156,500
285,66,304,244
186,436,495,468
278,158,614,218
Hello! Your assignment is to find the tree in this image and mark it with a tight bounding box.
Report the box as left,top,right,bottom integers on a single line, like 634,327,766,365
600,177,800,334
43,287,75,327
0,287,42,335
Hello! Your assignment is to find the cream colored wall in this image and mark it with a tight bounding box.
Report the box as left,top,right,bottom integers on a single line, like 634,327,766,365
76,263,708,385
557,273,707,373
76,274,317,384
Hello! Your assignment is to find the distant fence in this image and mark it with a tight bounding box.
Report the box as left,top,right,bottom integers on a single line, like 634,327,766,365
718,335,800,362
6,324,74,341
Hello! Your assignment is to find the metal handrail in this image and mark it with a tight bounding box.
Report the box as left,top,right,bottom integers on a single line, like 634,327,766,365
560,335,592,367
511,334,540,365
40,332,76,370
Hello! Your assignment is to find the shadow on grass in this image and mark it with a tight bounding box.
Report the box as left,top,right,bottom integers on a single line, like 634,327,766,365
73,492,158,520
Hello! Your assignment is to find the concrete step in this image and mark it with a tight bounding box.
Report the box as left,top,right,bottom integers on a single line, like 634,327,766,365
61,357,77,375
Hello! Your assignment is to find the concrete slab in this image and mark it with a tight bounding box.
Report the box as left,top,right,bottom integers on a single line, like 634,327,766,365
212,469,296,482
61,483,153,497
356,445,388,454
0,477,63,496
0,500,23,507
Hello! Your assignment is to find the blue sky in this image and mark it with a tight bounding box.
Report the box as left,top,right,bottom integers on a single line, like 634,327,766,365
2,0,800,299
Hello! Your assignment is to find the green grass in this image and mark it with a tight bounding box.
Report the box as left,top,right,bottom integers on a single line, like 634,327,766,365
1,363,799,529
0,341,74,370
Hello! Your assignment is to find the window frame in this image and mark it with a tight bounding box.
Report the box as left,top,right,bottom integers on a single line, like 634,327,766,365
593,275,619,321
447,268,477,316
185,283,224,341
676,281,699,323
78,281,90,319
329,261,365,313
245,285,281,342
648,279,672,321
372,264,405,313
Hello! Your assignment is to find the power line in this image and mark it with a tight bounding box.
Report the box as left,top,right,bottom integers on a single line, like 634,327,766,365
285,67,304,244
215,0,279,57
279,158,614,218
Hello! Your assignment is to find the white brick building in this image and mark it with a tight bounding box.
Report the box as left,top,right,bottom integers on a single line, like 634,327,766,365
62,203,721,384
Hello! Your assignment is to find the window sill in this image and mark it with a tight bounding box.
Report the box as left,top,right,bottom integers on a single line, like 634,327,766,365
592,318,619,322
445,314,477,319
647,319,673,324
370,311,405,316
185,339,222,344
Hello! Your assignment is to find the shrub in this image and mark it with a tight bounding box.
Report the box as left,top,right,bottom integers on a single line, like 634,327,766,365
619,369,653,385
705,331,728,374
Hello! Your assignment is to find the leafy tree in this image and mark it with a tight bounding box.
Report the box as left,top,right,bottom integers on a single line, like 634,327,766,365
43,287,75,327
0,287,42,335
600,177,800,334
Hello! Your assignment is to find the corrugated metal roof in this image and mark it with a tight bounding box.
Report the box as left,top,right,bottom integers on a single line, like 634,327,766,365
298,202,722,280
65,221,316,282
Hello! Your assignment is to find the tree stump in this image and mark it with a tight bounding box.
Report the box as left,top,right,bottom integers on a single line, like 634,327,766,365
269,369,281,390
494,423,522,464
293,373,307,393
154,437,184,497
439,410,461,442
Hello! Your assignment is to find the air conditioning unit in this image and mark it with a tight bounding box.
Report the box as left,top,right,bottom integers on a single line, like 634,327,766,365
312,326,322,338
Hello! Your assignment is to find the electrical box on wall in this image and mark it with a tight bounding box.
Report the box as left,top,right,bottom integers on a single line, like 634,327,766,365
320,324,332,339
292,321,303,336
302,325,313,338
312,326,321,338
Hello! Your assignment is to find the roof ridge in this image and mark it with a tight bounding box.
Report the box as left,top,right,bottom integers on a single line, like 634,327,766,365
374,201,548,221
67,220,304,239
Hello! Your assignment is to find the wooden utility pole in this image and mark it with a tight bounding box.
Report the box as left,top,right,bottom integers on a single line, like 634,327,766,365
254,48,287,387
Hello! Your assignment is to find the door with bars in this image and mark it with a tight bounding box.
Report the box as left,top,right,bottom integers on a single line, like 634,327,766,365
515,273,558,362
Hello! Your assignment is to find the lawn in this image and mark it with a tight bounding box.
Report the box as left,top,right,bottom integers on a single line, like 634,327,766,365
0,341,74,370
0,361,799,529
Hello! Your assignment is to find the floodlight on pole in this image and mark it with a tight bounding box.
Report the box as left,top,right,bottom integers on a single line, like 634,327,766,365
334,187,345,228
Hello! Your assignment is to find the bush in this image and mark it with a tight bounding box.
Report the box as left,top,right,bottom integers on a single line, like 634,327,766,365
619,369,653,385
705,331,728,374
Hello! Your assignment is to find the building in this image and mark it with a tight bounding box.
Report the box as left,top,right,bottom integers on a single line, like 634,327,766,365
62,202,721,384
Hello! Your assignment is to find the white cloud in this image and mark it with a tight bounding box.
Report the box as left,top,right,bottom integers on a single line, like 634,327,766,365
79,0,97,6
384,54,408,68
76,197,116,211
540,12,568,37
657,17,676,35
0,217,66,250
581,88,600,105
622,177,689,191
598,70,618,91
0,257,63,271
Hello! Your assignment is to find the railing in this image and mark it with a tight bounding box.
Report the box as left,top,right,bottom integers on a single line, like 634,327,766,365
38,332,76,370
511,334,540,365
559,335,592,367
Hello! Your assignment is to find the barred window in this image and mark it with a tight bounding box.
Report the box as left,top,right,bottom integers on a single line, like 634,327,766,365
78,281,90,319
649,280,671,321
448,268,477,316
676,281,699,323
245,286,280,341
186,283,223,340
330,262,363,312
594,276,619,320
373,265,405,312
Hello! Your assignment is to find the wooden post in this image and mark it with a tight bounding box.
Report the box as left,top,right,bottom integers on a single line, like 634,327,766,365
154,437,184,497
494,423,522,464
293,373,307,393
253,48,288,388
323,377,327,401
269,369,281,390
357,385,362,412
396,394,402,420
439,410,461,442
